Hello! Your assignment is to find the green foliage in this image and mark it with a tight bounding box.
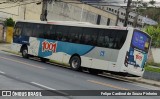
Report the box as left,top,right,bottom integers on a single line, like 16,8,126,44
145,24,160,47
149,0,156,5
4,18,15,27
145,65,160,73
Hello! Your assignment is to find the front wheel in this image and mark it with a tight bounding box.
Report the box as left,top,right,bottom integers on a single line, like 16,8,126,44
70,56,81,71
22,47,29,58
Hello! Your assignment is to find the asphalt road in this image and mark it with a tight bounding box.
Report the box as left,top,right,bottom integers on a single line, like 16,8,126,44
0,51,159,99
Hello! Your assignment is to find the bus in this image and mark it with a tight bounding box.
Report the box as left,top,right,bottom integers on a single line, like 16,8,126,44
11,20,151,76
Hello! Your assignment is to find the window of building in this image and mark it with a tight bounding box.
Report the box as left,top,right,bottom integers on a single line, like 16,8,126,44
111,9,114,12
115,10,117,13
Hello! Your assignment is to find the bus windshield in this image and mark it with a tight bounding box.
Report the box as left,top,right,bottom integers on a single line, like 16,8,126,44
131,30,151,52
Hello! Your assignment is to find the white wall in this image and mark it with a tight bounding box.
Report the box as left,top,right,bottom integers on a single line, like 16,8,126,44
47,1,117,26
151,48,160,63
0,1,42,21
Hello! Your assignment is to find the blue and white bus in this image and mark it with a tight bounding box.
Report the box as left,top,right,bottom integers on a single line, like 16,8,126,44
12,20,151,76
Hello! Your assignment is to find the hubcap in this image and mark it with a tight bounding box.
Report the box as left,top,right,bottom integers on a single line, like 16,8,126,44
23,50,27,56
72,59,78,68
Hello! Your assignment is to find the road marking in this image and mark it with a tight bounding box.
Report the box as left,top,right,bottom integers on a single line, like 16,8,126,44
0,70,5,74
31,82,56,90
0,56,46,69
87,80,129,90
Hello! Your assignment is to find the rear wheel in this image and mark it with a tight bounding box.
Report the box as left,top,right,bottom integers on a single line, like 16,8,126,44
22,47,29,58
70,56,81,71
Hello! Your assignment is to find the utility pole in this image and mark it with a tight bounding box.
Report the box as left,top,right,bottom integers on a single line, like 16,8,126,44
40,0,48,21
124,0,132,27
24,5,26,20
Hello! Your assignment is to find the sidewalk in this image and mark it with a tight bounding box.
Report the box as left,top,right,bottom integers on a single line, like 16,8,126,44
0,43,160,88
0,43,11,51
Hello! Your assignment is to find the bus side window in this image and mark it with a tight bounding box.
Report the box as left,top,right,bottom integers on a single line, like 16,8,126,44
32,24,44,38
22,23,33,37
90,29,98,46
97,30,104,47
108,30,116,49
117,30,128,49
44,25,56,40
103,30,110,48
55,26,69,42
82,28,95,45
68,27,82,43
14,22,23,36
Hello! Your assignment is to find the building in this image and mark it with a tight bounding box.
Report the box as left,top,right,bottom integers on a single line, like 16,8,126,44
0,0,42,21
46,0,157,29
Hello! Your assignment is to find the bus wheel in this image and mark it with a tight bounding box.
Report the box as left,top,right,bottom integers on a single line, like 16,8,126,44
22,47,28,58
70,56,81,71
89,69,100,75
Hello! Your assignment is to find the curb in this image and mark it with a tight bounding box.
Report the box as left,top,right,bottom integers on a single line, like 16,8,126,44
102,73,160,87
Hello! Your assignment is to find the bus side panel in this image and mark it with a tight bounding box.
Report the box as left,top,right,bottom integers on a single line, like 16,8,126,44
116,28,133,73
12,35,29,52
82,47,120,71
29,37,95,64
28,37,40,56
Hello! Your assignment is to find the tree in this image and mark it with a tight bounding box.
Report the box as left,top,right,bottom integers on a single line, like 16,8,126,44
149,0,156,5
145,24,160,48
4,18,15,27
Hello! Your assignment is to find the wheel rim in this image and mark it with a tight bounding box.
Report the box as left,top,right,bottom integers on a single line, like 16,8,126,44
72,58,79,69
23,49,27,56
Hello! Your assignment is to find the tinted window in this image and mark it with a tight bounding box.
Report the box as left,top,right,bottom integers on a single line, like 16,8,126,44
55,26,70,41
97,30,110,47
22,23,33,36
14,22,23,36
68,27,83,43
81,28,98,45
97,29,127,49
44,25,56,40
32,24,44,38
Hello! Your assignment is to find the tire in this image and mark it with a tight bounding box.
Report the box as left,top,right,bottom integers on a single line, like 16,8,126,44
22,47,29,58
70,56,81,71
88,69,101,75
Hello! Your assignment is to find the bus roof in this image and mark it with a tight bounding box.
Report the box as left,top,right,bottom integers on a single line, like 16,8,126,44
16,20,128,30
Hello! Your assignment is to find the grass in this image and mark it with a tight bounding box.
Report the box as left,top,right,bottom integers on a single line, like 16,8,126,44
145,65,160,73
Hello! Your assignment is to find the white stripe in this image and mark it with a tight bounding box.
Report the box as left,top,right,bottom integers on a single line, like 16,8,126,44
31,82,56,90
0,70,5,74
